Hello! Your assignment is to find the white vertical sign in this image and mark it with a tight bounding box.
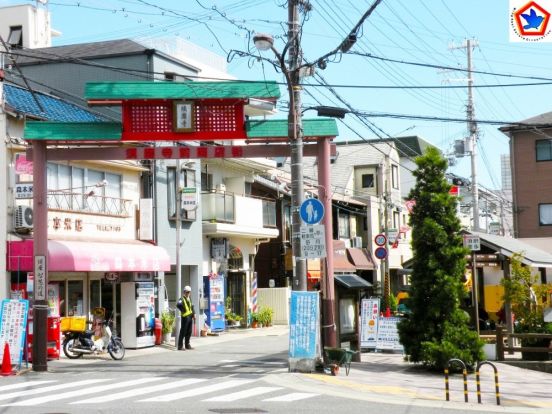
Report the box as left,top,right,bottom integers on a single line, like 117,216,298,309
139,198,153,241
360,298,379,348
34,255,46,301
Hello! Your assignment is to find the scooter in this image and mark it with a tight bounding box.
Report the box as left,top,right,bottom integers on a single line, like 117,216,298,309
62,314,125,360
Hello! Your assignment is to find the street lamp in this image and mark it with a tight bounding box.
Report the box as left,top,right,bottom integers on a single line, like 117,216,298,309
253,33,307,291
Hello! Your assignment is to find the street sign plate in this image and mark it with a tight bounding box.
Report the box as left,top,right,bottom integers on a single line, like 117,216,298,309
181,187,198,211
463,234,480,251
374,234,387,246
300,198,324,225
299,224,326,258
374,246,388,260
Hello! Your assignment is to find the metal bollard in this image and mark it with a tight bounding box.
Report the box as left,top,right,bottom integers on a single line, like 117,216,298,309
445,358,468,402
476,361,500,405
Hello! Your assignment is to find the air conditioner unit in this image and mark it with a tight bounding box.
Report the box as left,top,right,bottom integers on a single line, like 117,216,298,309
350,236,363,248
15,205,33,230
216,183,226,192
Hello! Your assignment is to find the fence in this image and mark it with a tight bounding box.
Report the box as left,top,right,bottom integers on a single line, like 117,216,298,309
495,327,552,361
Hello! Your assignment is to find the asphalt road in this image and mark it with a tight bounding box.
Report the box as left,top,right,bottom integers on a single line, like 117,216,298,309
0,329,548,414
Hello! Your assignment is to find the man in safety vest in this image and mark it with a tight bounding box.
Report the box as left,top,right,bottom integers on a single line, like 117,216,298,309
177,286,195,350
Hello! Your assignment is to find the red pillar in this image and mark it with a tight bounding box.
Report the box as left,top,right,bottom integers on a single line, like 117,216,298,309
32,141,48,371
317,137,336,348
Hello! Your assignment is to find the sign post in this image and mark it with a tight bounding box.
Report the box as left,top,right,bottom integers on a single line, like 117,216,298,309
463,234,481,335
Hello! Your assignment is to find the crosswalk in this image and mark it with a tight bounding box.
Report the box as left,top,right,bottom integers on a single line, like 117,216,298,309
0,377,318,407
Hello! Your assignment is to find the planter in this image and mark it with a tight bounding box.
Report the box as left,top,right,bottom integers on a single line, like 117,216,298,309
163,332,172,343
483,343,496,361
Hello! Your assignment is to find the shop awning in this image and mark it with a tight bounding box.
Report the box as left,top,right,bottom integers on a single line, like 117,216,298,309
346,248,375,270
333,240,357,272
335,274,372,289
7,239,170,272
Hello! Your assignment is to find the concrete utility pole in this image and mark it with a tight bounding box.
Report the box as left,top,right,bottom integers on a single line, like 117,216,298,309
466,39,480,232
288,0,307,292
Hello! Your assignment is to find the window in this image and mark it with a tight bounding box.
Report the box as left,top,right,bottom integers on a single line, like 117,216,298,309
283,204,292,242
361,173,374,188
339,298,355,334
168,167,197,221
338,211,350,238
8,26,22,48
391,164,399,189
536,140,552,161
393,211,400,229
539,204,552,225
201,172,213,191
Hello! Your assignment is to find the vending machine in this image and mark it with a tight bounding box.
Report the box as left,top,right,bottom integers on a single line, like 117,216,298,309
121,281,156,348
203,273,225,332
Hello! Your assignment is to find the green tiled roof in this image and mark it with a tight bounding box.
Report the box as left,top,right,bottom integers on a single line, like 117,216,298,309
246,119,338,138
24,122,122,141
85,81,281,100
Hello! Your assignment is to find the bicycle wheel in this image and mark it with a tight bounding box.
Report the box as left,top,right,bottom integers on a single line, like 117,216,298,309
108,338,125,360
63,338,84,359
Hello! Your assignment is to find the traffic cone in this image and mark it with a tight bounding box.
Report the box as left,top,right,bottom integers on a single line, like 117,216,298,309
1,342,15,376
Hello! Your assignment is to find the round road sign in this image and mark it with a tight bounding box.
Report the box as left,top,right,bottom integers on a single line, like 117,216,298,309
374,246,388,260
374,234,387,246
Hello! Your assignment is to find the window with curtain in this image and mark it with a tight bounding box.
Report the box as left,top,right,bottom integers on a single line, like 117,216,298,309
391,164,399,189
536,140,552,161
338,211,350,238
539,204,552,225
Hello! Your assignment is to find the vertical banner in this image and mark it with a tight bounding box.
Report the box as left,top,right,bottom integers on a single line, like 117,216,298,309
0,299,30,368
34,255,46,301
289,291,320,359
360,298,380,348
376,316,404,352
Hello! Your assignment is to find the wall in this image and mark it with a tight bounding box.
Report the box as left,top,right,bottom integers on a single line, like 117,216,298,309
0,5,53,49
257,287,290,325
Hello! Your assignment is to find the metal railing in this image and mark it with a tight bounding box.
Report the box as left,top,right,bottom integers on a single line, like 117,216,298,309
47,191,131,217
201,190,235,223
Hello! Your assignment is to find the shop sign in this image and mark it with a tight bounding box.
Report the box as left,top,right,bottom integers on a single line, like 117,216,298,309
463,234,480,251
34,256,46,301
104,272,120,283
181,187,198,211
15,184,33,199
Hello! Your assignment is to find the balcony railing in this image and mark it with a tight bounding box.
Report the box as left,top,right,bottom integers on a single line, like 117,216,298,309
202,190,276,228
47,191,131,217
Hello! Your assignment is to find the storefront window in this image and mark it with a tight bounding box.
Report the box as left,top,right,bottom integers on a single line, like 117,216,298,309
90,280,101,312
67,280,84,316
339,298,356,334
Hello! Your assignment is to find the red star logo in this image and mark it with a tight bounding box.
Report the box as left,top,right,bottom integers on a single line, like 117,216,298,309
514,1,551,36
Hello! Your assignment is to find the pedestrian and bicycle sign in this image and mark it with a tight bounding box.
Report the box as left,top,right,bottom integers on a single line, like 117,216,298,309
300,198,324,225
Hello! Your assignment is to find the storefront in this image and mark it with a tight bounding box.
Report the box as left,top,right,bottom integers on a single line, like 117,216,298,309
7,238,170,334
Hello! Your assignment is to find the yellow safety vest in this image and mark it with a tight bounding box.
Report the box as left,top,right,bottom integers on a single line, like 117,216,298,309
180,296,193,318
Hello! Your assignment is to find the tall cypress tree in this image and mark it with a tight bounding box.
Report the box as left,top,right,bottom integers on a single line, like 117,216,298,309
398,147,483,370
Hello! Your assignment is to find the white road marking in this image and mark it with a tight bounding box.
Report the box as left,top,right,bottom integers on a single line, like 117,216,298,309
204,386,282,402
263,392,319,402
0,379,105,402
0,381,54,392
73,378,207,404
2,377,164,406
140,379,254,402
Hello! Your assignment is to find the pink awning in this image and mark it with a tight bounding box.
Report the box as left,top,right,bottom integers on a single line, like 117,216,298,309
7,239,170,272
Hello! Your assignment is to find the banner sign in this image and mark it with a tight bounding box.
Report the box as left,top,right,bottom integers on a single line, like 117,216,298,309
375,317,404,352
289,291,320,359
360,298,380,348
0,299,30,368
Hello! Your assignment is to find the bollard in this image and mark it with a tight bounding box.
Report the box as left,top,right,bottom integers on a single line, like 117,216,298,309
476,361,500,405
445,358,468,403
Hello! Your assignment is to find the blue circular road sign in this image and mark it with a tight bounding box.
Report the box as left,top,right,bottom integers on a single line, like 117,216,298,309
300,198,324,225
374,247,388,260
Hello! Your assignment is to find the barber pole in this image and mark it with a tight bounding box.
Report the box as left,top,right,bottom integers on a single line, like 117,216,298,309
251,272,258,313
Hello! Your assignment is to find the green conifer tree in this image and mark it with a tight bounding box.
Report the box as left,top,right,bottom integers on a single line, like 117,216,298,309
398,147,483,370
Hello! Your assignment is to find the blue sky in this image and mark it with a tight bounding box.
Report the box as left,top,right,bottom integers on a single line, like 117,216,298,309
5,0,552,190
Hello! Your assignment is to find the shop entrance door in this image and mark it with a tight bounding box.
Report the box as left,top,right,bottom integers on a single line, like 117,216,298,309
226,272,246,320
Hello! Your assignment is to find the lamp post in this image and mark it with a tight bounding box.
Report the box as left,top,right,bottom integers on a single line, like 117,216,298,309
253,33,307,291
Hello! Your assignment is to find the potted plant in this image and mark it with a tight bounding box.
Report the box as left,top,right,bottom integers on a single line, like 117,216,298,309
501,253,552,360
258,306,274,327
250,311,260,328
161,310,175,343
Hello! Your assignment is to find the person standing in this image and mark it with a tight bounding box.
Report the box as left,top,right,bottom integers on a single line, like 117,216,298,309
177,286,195,350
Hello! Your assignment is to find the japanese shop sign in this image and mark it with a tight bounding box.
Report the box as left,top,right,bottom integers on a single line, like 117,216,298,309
34,255,46,301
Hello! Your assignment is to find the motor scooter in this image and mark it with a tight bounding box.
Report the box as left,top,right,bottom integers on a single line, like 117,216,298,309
62,314,125,360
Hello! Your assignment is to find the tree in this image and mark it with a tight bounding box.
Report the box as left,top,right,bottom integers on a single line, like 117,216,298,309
398,147,483,370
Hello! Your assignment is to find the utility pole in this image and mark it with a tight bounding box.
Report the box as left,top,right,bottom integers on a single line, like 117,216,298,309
288,0,307,291
466,39,480,232
449,39,479,232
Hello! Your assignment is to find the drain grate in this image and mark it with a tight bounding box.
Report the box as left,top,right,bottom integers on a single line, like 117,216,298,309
209,409,267,414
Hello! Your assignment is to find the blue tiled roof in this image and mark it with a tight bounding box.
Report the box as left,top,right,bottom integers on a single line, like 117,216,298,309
4,83,103,122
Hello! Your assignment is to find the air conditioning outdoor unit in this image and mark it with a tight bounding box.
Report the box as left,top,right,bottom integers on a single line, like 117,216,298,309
15,205,33,230
350,236,363,248
216,183,226,192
